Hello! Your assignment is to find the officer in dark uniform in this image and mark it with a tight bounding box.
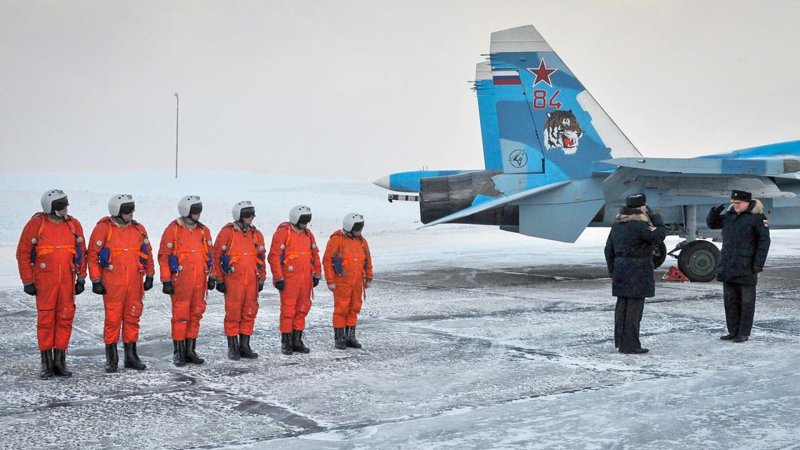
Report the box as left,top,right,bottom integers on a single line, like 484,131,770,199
706,190,770,343
604,193,667,354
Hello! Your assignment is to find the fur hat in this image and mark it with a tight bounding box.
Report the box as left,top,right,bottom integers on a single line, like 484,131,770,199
625,193,647,208
731,190,752,202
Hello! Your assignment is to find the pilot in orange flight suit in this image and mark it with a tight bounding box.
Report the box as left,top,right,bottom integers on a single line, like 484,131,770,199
323,213,373,350
16,189,87,379
213,201,267,360
158,195,214,366
88,194,154,373
267,205,321,355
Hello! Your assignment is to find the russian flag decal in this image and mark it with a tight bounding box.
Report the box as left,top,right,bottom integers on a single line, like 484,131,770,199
492,70,521,85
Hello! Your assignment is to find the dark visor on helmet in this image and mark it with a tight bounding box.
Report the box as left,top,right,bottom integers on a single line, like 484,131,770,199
51,198,69,212
351,221,364,232
298,214,312,225
240,207,255,219
119,202,135,215
189,203,203,215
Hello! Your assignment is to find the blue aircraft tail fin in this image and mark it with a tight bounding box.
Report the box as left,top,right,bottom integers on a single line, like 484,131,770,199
475,25,641,179
475,62,502,171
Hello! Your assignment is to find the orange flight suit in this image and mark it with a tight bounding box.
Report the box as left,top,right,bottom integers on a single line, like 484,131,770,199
323,230,373,328
87,217,155,345
158,218,213,341
16,213,87,351
267,223,321,333
213,222,267,336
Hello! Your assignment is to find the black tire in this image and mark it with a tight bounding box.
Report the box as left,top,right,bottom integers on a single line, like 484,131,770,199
678,240,720,282
653,242,667,268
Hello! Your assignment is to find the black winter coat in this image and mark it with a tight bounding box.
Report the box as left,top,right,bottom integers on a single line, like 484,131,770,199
706,199,770,285
604,208,667,298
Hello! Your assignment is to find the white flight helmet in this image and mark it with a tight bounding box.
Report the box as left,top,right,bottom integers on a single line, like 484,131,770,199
343,213,365,233
289,205,312,226
232,200,255,221
41,189,68,214
178,195,202,218
108,194,135,217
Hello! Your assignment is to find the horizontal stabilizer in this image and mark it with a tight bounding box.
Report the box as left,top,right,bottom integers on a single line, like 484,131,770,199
516,179,605,242
419,181,570,228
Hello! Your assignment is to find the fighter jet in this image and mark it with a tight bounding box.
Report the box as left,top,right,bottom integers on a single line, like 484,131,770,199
375,25,800,282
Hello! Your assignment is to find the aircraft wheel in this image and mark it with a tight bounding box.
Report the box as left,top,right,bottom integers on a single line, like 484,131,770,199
678,240,720,282
652,242,667,268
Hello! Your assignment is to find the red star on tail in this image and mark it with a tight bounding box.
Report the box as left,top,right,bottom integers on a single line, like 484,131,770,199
528,59,557,86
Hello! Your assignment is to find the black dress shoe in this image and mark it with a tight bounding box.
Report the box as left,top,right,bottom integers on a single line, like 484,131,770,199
732,335,749,343
720,334,736,340
622,348,649,354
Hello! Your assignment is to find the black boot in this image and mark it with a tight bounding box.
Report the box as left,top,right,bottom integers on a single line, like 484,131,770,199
334,328,347,350
720,333,736,340
52,349,73,377
281,333,293,355
105,343,119,373
40,350,54,379
185,338,205,364
173,340,187,367
227,335,241,360
130,342,147,370
292,330,310,354
345,326,362,349
622,348,650,354
239,334,259,359
124,343,147,370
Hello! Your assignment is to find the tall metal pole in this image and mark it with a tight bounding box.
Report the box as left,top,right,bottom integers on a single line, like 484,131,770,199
174,92,179,179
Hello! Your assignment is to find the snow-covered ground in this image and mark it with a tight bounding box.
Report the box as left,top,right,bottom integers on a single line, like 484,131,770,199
1,173,799,449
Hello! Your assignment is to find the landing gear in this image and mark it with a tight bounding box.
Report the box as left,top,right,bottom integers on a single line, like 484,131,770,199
652,242,667,268
676,240,719,282
664,204,720,282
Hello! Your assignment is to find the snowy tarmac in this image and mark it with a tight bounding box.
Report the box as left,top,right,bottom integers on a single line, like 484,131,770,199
2,240,800,448
1,175,799,448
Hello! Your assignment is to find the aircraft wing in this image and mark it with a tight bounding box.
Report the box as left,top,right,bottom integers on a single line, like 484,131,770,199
604,157,800,177
602,159,798,205
419,181,570,228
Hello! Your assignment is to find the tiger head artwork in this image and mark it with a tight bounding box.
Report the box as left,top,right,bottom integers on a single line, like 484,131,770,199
543,109,583,155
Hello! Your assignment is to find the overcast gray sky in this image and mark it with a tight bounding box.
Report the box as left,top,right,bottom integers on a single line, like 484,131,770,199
1,0,799,181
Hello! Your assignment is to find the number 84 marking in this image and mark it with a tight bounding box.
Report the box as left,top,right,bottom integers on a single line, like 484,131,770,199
532,90,561,109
